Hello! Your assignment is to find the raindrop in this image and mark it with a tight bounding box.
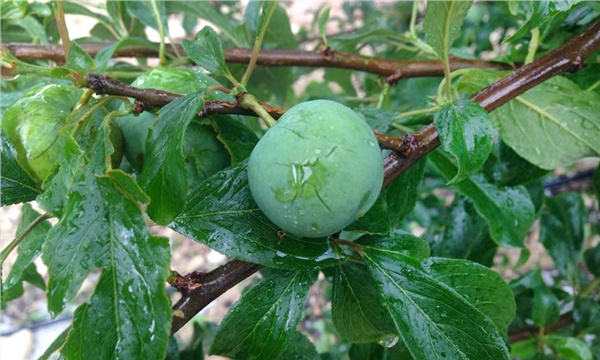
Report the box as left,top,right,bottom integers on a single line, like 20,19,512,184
378,336,399,348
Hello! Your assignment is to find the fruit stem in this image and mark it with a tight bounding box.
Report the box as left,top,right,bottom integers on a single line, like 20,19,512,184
0,213,51,266
239,93,277,128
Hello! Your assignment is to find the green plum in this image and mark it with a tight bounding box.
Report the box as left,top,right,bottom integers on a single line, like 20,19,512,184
116,67,231,187
1,84,83,181
247,100,384,238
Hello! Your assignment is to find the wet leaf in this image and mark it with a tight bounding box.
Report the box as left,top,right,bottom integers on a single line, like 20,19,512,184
434,99,494,184
172,162,342,270
2,203,49,304
275,332,320,360
332,262,396,342
0,131,40,206
138,92,205,225
422,258,516,335
182,26,234,79
430,150,535,248
211,116,258,165
362,242,510,359
210,270,315,359
540,192,585,277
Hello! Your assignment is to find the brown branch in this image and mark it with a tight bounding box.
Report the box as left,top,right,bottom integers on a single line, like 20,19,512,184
508,310,578,343
171,260,263,335
3,42,510,79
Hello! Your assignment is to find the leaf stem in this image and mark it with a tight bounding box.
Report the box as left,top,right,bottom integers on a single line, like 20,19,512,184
0,213,51,266
52,1,71,60
394,106,439,120
150,0,167,65
241,2,278,86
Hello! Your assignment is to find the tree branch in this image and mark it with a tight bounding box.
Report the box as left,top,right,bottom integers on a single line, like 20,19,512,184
3,42,509,79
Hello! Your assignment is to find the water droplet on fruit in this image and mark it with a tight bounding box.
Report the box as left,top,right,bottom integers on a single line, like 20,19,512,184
378,336,399,348
369,141,376,147
582,120,594,129
314,149,321,155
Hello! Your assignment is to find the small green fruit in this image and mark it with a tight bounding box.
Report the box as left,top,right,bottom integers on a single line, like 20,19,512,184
1,84,83,181
248,100,383,238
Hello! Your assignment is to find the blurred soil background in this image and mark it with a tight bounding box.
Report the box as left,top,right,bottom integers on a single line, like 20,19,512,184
2,1,599,359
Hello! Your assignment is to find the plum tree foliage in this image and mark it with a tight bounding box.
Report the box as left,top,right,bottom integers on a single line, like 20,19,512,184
1,1,599,360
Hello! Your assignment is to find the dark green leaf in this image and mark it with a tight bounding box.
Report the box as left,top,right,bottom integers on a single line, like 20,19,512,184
355,108,397,133
2,203,50,303
138,93,204,225
532,271,560,328
424,1,474,59
0,131,40,206
385,158,426,227
349,342,412,360
485,141,548,187
182,26,233,79
179,322,213,360
457,72,600,170
429,197,497,267
332,262,396,342
574,298,600,334
422,258,516,335
262,4,297,49
362,245,510,359
552,337,593,360
275,332,320,360
429,150,535,248
211,116,258,165
210,270,315,359
172,162,342,269
345,196,391,235
593,165,600,203
434,99,494,184
540,192,585,276
584,243,600,277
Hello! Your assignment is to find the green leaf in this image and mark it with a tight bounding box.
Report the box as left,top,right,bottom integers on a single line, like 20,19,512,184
540,192,585,277
349,342,411,360
429,150,535,248
552,337,593,360
125,0,167,33
362,244,510,359
332,262,396,342
485,141,548,187
434,99,494,184
38,327,69,360
182,26,234,80
318,7,331,45
532,271,560,328
275,332,320,360
385,157,426,227
95,37,156,72
355,108,397,133
574,298,600,335
594,165,600,203
65,41,96,74
0,131,40,206
211,116,259,165
210,270,315,359
345,196,391,235
358,230,431,263
505,0,576,43
429,197,497,266
424,1,473,59
422,258,516,336
138,93,205,225
2,203,50,304
256,1,278,40
457,72,600,170
583,243,600,277
172,162,342,270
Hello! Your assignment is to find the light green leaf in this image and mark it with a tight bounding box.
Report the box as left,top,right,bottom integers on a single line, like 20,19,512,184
182,26,234,80
424,1,473,59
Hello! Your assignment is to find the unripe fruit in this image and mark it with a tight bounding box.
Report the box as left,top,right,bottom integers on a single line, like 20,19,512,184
248,100,384,238
2,84,83,181
116,67,230,188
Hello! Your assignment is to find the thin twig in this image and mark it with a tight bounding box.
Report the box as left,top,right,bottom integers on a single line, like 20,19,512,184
2,42,510,80
0,213,51,265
